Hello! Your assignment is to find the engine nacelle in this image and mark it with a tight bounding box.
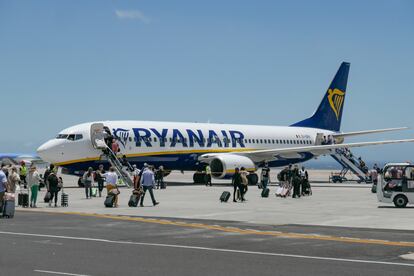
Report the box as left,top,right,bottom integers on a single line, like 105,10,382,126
210,154,256,179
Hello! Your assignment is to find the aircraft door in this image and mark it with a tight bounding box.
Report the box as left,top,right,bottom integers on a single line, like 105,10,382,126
315,133,324,145
90,123,107,149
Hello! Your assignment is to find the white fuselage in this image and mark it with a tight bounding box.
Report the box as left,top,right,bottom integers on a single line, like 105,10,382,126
37,120,333,175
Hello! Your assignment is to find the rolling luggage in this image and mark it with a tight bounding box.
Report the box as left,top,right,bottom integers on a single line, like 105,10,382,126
261,187,270,198
18,193,29,208
220,191,231,202
104,194,115,207
128,194,140,207
61,193,69,207
275,186,283,197
3,200,15,218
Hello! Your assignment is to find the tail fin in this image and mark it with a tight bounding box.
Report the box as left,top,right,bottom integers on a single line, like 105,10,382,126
291,62,350,132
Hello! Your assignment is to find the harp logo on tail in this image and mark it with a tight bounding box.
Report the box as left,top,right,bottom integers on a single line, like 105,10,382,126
327,88,345,120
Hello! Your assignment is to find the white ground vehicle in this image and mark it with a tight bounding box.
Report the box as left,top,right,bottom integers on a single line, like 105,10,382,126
377,163,414,208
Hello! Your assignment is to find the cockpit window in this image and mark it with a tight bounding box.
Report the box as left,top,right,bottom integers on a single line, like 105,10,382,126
56,134,68,139
66,134,83,141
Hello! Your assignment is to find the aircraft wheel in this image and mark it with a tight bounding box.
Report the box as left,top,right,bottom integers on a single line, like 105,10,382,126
393,195,408,208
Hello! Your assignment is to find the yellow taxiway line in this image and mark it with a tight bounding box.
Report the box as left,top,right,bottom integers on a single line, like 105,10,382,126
18,209,414,248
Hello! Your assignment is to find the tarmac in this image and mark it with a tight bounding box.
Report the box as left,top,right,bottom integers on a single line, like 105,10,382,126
16,169,414,230
1,169,414,275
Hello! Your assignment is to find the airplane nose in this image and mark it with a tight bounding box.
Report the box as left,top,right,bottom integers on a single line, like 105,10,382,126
37,140,56,163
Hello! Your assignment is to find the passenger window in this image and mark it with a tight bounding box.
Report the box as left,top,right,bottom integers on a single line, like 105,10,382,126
264,139,267,144
129,137,132,142
154,137,157,142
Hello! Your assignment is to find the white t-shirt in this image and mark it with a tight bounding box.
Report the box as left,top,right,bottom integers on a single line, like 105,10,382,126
104,171,118,185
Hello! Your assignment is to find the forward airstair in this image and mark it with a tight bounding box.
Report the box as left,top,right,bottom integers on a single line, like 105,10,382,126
90,123,134,188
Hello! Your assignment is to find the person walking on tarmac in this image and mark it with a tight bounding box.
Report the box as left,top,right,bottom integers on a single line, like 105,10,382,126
291,165,301,198
95,165,105,197
299,166,309,196
47,169,59,207
27,166,41,208
139,166,159,207
205,165,212,186
19,161,28,185
232,167,244,202
240,167,249,200
7,166,20,193
261,163,270,190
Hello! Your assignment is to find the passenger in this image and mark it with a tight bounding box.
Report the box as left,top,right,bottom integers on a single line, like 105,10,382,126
47,168,59,207
82,167,94,199
104,167,119,207
0,167,7,211
292,165,301,198
232,167,243,202
27,166,41,208
43,164,53,189
131,164,141,189
327,135,333,145
370,168,378,186
156,165,165,189
322,136,327,145
240,167,249,200
103,127,113,148
19,161,28,185
205,165,212,186
7,166,20,193
260,163,270,190
111,139,120,154
139,166,159,207
95,165,106,197
299,166,309,196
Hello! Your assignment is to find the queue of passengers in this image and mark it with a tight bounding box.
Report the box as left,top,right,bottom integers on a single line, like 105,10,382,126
276,164,310,198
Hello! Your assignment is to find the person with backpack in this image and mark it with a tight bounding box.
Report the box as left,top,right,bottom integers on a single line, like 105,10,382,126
47,169,59,207
7,166,20,193
299,166,309,196
82,167,94,199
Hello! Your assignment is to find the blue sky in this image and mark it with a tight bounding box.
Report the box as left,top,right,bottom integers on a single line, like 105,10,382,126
0,0,413,162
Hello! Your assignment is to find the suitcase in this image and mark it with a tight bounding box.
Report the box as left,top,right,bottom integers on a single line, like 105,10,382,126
61,193,69,207
276,187,283,196
128,194,140,207
220,191,231,202
281,187,290,197
3,200,15,218
261,188,270,198
104,194,115,207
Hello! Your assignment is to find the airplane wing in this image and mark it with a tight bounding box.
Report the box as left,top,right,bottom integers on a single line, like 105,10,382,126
200,139,414,162
332,127,408,138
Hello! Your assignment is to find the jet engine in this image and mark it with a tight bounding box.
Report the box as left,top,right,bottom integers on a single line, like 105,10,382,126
210,154,256,179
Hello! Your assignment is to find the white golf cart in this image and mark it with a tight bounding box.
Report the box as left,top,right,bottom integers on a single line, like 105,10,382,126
377,163,414,208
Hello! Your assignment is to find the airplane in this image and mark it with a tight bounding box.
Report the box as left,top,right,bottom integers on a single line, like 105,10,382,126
37,62,414,184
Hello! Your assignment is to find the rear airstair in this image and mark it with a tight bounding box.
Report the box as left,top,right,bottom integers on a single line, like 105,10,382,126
90,123,134,188
330,148,370,183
